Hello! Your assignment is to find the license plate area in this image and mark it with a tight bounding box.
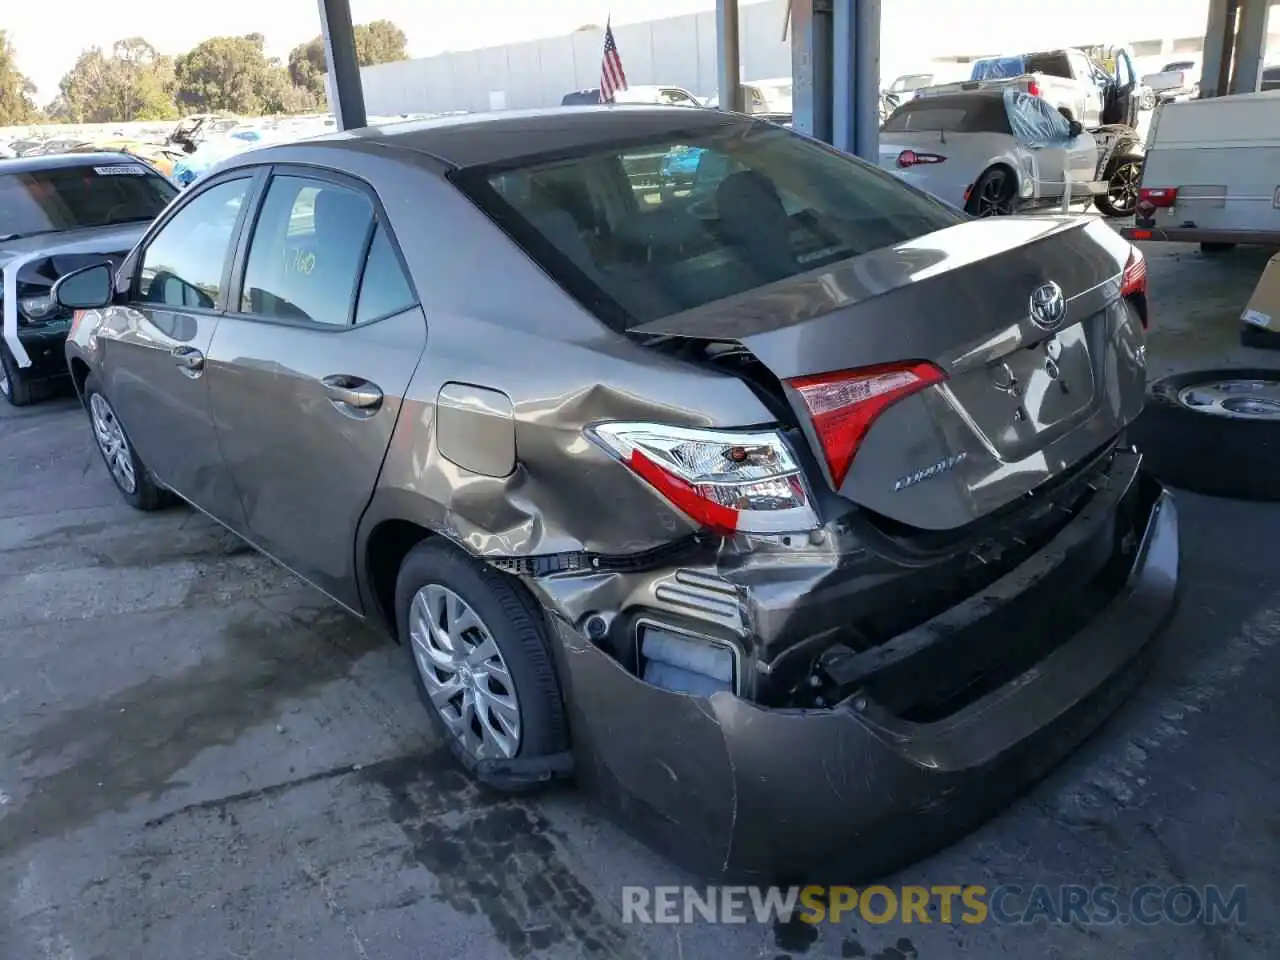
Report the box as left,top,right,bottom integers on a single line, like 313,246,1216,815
945,320,1097,461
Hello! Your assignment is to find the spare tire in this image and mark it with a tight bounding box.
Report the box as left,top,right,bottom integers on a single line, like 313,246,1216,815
1129,368,1280,501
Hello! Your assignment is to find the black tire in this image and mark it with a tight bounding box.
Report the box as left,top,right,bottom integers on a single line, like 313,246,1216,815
0,342,34,407
966,166,1017,217
1200,242,1236,254
82,373,173,510
1129,368,1280,501
1093,158,1143,218
396,538,568,791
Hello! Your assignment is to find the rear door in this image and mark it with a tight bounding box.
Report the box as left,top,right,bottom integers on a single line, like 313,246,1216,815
103,172,259,523
206,168,426,609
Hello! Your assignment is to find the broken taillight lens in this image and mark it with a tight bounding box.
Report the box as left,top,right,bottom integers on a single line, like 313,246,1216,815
787,362,947,489
1121,245,1149,329
588,423,819,536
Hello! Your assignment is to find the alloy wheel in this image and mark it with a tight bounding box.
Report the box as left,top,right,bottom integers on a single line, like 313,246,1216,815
0,365,8,398
409,583,522,760
1176,376,1280,420
976,171,1013,217
1107,161,1141,215
89,393,138,494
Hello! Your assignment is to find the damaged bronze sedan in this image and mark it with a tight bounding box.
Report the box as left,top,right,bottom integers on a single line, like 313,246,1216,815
59,106,1178,881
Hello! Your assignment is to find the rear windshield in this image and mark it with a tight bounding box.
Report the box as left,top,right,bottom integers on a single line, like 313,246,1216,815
882,95,1012,133
454,122,962,329
1023,52,1073,78
0,162,176,240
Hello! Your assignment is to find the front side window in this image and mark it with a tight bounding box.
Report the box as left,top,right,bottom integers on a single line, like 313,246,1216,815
240,175,375,326
137,177,250,309
0,162,177,241
456,120,962,329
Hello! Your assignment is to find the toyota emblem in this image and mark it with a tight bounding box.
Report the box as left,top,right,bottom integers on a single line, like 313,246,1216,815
1029,282,1067,331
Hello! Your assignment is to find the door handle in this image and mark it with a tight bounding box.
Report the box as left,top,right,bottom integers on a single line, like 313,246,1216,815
322,374,383,410
171,345,204,375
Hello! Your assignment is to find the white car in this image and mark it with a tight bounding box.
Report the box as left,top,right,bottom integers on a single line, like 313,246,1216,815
879,88,1102,216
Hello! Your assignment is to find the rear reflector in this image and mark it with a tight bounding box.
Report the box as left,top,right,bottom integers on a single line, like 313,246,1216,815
1139,186,1177,207
1121,246,1149,329
897,150,947,168
788,362,947,489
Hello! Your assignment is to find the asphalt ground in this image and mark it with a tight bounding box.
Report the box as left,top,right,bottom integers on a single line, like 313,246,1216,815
1,237,1276,960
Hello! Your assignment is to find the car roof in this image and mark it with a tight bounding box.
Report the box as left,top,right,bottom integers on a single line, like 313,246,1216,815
0,151,149,174
302,105,744,169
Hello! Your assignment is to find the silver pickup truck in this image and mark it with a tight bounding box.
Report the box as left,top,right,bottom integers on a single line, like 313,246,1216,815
913,48,1141,129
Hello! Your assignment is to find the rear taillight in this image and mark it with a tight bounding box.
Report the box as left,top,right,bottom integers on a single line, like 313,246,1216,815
897,150,946,168
1139,186,1177,208
787,362,947,489
589,423,819,536
1027,80,1041,98
1121,246,1149,329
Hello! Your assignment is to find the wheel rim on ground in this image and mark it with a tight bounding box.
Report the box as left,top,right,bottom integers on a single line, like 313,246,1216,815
1175,376,1280,420
0,364,8,397
976,172,1012,217
409,583,522,760
1107,161,1141,214
88,393,137,494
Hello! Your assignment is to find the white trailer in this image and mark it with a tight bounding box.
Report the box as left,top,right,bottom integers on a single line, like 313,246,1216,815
1124,91,1280,251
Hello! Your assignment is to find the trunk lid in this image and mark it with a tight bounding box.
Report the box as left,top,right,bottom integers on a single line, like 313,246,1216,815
631,215,1145,531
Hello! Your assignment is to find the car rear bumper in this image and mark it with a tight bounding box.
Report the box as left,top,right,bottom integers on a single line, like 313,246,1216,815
1122,224,1280,246
537,455,1178,880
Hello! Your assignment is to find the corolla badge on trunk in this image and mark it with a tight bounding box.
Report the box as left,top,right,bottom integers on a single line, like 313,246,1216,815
1029,281,1067,330
893,451,967,492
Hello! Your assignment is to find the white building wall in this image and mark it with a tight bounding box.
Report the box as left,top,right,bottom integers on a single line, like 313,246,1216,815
359,0,1244,117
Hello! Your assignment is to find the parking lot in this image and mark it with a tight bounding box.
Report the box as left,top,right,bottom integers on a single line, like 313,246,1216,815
1,240,1277,960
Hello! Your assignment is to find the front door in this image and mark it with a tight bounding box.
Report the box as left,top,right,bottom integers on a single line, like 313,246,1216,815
206,171,426,609
102,175,256,523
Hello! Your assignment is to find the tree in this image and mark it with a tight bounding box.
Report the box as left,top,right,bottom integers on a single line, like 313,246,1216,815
50,38,177,123
0,30,40,125
175,34,283,114
287,20,409,101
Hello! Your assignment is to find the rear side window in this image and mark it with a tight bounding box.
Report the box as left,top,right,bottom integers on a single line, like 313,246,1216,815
355,225,415,323
137,177,250,309
456,120,962,329
240,175,375,326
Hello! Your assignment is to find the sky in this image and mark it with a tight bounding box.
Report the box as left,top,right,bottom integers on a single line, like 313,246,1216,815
7,0,718,105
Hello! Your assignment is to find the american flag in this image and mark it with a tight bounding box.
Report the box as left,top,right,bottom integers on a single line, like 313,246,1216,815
598,21,629,103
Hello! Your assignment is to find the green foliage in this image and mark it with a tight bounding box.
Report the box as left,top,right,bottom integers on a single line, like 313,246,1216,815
0,30,41,125
287,20,409,100
31,19,408,124
49,39,178,123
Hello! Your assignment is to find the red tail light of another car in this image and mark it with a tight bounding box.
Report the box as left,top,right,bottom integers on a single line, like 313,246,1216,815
897,150,947,168
1121,246,1149,329
787,362,947,489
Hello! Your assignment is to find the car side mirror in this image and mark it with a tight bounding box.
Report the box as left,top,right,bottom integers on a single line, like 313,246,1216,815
1068,120,1084,137
53,262,114,310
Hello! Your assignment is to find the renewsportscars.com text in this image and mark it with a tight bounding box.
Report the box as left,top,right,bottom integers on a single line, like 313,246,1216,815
621,884,1248,926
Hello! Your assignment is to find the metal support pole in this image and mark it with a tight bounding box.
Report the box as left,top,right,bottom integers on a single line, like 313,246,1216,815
851,0,880,161
1230,0,1271,93
810,0,834,144
318,0,367,130
1198,0,1238,99
716,0,743,115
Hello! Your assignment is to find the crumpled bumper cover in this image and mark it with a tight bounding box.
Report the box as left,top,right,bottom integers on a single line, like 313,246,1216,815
548,474,1179,882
